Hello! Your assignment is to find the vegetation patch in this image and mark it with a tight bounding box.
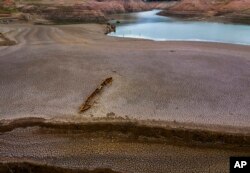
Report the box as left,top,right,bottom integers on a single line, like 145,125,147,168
0,7,17,14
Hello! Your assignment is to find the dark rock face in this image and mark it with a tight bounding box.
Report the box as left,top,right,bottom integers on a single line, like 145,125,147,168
45,7,108,24
105,23,116,34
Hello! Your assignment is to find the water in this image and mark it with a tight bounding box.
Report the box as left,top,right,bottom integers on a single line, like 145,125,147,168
108,10,250,45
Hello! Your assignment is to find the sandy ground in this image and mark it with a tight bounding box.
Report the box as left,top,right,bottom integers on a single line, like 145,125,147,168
0,23,250,128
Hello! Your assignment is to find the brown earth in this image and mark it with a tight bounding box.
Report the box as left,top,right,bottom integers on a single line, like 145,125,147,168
1,126,250,173
1,117,250,150
161,0,250,24
0,162,122,173
0,23,249,127
0,5,250,172
169,0,250,12
3,0,250,24
0,32,15,46
0,1,177,24
15,0,155,24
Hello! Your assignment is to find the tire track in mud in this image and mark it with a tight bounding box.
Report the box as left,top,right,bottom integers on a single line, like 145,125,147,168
50,26,90,44
0,24,90,54
0,27,31,58
47,27,63,43
46,27,75,44
0,25,77,58
29,26,58,45
26,27,43,44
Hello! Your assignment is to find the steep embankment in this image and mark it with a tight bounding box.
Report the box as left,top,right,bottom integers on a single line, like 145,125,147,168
160,0,250,24
169,0,250,12
18,0,153,23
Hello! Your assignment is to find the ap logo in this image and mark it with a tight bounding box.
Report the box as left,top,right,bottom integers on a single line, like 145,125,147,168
234,161,247,168
230,157,250,173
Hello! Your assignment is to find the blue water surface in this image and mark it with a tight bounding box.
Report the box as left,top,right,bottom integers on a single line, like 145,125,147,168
108,10,250,45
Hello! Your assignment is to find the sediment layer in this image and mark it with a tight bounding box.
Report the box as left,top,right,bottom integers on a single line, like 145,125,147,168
1,117,250,151
0,162,122,173
161,0,250,24
17,0,154,24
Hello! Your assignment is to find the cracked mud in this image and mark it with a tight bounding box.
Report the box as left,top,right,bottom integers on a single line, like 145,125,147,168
0,23,250,173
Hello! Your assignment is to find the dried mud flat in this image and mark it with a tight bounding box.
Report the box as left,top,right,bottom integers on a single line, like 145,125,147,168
0,23,250,172
1,125,250,173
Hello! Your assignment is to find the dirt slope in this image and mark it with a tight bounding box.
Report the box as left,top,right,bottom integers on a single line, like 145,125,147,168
161,0,250,24
170,0,250,12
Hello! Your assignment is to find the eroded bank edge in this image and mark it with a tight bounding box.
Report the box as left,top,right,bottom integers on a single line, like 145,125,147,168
0,117,250,151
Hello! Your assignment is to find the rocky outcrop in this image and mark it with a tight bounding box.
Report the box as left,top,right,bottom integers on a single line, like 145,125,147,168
160,0,250,24
168,0,250,12
18,0,153,24
105,23,116,34
0,0,15,8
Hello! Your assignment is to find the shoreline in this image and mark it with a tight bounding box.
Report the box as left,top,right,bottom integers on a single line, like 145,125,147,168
157,10,250,25
108,34,250,46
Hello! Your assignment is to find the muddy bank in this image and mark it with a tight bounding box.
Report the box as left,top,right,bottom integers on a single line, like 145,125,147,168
158,10,250,24
160,0,250,24
1,126,249,173
1,117,250,151
0,162,121,173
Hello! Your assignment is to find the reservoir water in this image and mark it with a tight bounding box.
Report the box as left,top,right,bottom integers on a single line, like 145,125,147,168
108,10,250,45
